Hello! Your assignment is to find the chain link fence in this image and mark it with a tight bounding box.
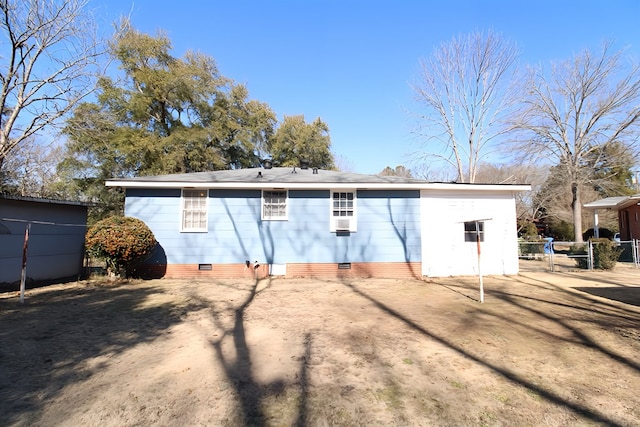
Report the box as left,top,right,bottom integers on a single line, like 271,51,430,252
518,239,640,272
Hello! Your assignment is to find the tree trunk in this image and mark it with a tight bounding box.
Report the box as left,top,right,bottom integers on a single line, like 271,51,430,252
571,182,583,242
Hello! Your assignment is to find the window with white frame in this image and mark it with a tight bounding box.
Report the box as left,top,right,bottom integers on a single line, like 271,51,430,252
330,190,357,231
181,189,208,232
262,190,288,220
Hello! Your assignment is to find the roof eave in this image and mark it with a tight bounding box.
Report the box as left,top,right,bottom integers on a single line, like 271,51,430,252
584,195,640,210
618,196,640,210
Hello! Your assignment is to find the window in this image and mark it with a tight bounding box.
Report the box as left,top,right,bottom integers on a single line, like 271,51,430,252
181,189,208,232
332,191,354,217
331,190,357,232
262,190,288,220
464,221,484,242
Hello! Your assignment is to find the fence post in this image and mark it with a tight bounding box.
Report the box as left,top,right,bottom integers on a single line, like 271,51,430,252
20,223,31,304
634,239,639,268
588,240,594,270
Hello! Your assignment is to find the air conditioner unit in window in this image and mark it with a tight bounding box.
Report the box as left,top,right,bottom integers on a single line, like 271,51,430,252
335,218,352,231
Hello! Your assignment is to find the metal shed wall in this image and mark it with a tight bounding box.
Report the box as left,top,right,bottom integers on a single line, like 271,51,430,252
0,198,87,285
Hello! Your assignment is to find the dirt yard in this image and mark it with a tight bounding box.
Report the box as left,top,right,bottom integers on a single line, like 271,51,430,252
1,263,639,426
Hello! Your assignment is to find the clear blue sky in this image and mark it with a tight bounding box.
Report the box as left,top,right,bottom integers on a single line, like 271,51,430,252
91,0,640,174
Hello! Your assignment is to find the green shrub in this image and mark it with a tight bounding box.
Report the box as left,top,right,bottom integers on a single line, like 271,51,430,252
518,238,546,259
568,244,588,269
591,238,622,270
85,216,157,277
518,221,539,239
568,239,622,270
548,220,574,241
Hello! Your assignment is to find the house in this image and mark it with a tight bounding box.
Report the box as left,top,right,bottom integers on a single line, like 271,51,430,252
106,166,530,279
584,194,640,241
0,195,88,286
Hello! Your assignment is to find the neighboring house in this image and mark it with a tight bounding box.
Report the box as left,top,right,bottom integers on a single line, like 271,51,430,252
584,194,640,241
106,166,529,279
0,195,88,286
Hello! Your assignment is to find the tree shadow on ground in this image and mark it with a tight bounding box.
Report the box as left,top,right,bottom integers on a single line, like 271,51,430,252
0,281,208,426
338,277,636,427
505,273,640,326
181,276,310,427
487,287,640,373
573,286,640,306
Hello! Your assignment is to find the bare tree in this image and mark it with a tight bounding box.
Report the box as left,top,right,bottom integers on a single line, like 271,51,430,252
474,161,548,225
0,0,105,171
411,30,520,183
378,165,413,178
512,42,640,242
1,136,64,196
333,154,355,172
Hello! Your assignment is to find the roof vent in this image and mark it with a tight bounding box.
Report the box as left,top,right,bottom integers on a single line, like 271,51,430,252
300,159,310,169
313,167,318,174
263,159,273,169
257,171,263,178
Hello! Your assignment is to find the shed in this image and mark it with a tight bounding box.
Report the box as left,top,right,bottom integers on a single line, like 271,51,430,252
0,195,88,286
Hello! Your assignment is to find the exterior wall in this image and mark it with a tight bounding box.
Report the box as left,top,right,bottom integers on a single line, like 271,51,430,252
619,204,640,240
0,199,88,284
124,188,422,278
420,190,519,277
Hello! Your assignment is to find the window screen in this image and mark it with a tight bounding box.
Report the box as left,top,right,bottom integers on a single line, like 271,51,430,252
262,190,287,220
332,192,354,217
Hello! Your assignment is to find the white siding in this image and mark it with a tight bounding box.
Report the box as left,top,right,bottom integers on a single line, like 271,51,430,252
420,190,519,277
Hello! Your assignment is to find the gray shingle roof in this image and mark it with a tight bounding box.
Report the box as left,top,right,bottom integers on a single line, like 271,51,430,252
106,167,531,192
109,167,428,185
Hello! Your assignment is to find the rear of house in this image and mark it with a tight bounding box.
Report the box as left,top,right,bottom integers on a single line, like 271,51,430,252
107,167,528,279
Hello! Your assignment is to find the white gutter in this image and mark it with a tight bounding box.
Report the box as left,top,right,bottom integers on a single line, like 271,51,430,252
105,180,531,192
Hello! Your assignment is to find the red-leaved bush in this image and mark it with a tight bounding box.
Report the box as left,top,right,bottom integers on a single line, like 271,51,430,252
85,216,157,277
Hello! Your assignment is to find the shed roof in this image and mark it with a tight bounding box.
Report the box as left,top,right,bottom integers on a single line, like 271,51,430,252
0,193,90,207
106,167,531,192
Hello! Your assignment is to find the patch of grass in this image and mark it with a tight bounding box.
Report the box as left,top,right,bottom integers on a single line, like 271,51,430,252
261,388,300,424
448,379,466,389
526,388,542,401
375,383,404,410
479,409,498,426
494,393,511,405
402,358,413,365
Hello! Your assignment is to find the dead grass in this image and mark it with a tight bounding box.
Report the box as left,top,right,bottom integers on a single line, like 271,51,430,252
0,265,639,426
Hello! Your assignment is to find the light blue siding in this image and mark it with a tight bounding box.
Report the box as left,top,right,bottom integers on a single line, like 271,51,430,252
125,188,421,265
